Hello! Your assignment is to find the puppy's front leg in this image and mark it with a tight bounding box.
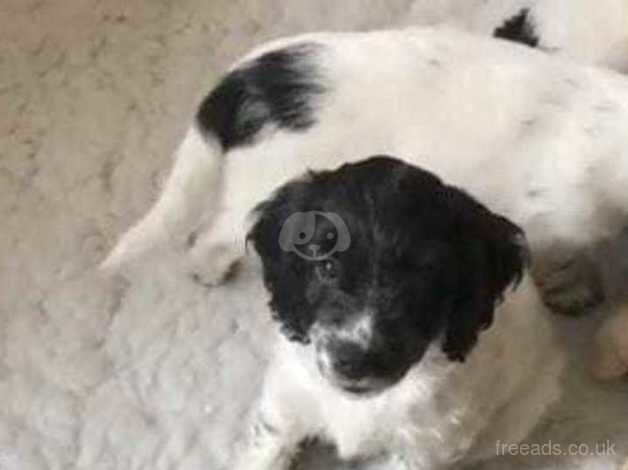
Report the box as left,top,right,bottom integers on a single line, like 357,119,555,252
188,207,248,287
234,361,312,470
233,410,302,470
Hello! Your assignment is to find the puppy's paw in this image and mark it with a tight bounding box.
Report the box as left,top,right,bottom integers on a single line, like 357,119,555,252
534,256,604,315
188,242,243,287
100,211,192,274
591,307,628,381
100,225,162,274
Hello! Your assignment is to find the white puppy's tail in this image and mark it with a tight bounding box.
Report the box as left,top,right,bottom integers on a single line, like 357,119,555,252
101,125,223,272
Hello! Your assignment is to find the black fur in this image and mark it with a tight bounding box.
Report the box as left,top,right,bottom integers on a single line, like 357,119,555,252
248,156,529,383
493,8,539,48
195,43,325,151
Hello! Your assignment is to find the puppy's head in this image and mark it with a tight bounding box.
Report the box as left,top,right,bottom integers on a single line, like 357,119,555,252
248,156,528,396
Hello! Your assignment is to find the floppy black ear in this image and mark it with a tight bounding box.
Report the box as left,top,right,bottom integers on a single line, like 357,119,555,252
440,186,530,362
246,177,315,343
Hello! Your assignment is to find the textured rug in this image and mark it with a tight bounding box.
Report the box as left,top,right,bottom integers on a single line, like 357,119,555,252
2,1,628,469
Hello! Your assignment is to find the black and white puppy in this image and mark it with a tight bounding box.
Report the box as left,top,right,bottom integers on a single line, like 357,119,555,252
235,156,563,469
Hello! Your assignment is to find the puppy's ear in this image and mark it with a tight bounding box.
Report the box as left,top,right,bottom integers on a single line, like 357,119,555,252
440,186,530,362
246,177,315,343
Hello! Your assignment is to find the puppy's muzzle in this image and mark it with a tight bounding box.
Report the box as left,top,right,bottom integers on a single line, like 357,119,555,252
330,340,371,380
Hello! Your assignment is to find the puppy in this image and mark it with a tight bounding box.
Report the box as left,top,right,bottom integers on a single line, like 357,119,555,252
235,155,564,470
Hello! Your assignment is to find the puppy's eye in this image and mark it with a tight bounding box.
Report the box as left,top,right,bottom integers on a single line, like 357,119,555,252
315,259,340,282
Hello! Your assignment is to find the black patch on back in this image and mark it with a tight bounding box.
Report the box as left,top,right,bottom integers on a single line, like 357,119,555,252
493,8,539,48
195,43,325,151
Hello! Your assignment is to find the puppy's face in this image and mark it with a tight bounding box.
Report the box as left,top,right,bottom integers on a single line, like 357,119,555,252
248,156,528,397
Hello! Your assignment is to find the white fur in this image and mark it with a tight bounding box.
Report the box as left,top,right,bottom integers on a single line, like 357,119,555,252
408,0,628,72
591,304,628,380
234,275,564,469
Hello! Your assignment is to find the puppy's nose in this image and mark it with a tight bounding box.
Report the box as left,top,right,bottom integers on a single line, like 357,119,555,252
332,342,369,380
